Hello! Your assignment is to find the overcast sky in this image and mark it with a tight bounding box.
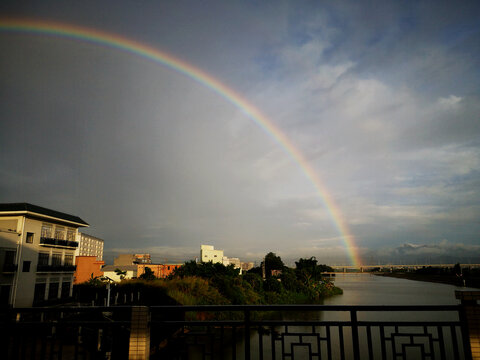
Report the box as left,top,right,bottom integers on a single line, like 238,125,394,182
1,1,479,265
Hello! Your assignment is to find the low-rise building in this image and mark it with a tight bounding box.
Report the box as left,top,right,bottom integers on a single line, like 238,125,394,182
137,264,182,278
74,256,105,284
0,203,88,307
102,265,138,282
241,262,254,272
200,245,223,264
114,254,151,266
224,257,242,274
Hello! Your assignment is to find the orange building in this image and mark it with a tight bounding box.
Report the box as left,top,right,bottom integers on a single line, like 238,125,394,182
136,264,182,278
74,256,105,284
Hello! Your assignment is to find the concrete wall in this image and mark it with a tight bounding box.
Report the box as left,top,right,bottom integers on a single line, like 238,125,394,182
74,256,104,284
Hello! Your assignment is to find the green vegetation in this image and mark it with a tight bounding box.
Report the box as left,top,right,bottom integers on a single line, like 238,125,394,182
167,254,342,305
74,254,342,306
377,263,480,288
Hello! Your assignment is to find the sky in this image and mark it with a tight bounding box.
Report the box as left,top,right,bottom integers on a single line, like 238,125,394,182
1,1,479,265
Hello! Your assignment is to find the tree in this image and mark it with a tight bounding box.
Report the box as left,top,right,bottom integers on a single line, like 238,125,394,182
171,260,240,279
139,267,156,281
262,252,284,278
115,268,127,280
295,257,333,281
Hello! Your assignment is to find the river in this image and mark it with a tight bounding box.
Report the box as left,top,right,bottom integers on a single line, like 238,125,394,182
224,274,476,359
323,273,476,305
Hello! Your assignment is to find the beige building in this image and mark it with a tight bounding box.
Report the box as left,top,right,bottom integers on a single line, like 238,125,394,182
114,254,151,266
0,203,88,307
241,262,254,272
200,245,224,264
76,232,104,260
102,265,138,282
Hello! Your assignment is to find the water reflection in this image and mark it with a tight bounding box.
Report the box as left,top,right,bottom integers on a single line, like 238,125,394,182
222,274,474,359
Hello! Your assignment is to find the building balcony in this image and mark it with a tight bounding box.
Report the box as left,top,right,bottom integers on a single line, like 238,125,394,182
40,237,78,249
2,263,17,273
36,265,77,273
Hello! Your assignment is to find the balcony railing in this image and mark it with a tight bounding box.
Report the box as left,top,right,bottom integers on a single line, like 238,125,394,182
0,304,473,360
36,264,76,272
2,263,17,273
39,237,78,248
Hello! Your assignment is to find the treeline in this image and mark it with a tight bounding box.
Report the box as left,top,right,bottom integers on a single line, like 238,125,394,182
75,253,342,306
168,253,341,305
378,263,480,288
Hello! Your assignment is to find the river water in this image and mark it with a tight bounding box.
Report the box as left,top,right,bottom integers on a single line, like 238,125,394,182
323,273,475,305
221,274,476,359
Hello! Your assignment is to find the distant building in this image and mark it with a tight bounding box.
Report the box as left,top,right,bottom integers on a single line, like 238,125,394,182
200,245,243,273
241,262,254,272
114,254,151,266
137,264,182,278
0,203,88,307
74,256,104,284
102,265,138,281
224,257,242,274
76,233,104,261
200,245,223,264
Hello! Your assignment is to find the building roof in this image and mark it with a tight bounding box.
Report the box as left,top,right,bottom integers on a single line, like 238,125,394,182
79,232,104,242
0,203,89,226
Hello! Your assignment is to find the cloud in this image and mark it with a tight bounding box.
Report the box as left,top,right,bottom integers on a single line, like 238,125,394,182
437,95,462,109
366,241,480,264
1,1,480,266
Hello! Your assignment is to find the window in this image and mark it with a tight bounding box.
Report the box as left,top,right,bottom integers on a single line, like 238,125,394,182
52,253,62,266
41,224,53,238
64,254,73,266
22,261,31,272
38,253,49,266
66,229,75,241
4,250,15,266
34,283,46,303
48,282,59,300
26,232,34,244
0,285,11,305
61,281,71,298
54,226,65,240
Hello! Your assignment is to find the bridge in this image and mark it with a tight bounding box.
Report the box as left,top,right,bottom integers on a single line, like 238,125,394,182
327,263,480,273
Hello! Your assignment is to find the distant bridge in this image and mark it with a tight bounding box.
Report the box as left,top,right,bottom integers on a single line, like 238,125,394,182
326,264,480,273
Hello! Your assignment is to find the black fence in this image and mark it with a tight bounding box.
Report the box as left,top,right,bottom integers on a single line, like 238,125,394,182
0,304,473,360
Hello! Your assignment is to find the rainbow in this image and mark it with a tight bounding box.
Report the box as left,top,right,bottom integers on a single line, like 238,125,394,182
0,18,361,266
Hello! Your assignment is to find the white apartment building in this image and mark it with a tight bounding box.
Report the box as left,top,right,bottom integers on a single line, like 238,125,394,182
76,232,104,261
200,245,243,273
200,245,224,264
0,203,88,307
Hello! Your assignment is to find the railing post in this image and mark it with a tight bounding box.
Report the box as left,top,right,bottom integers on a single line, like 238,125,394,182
244,309,251,360
456,291,480,360
351,309,360,360
129,306,150,360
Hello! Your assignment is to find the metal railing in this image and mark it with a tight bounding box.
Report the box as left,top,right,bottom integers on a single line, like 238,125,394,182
39,237,78,248
0,304,473,359
150,304,472,360
36,264,77,272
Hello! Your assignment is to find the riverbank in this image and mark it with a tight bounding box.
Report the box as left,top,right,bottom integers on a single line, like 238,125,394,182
375,272,480,288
